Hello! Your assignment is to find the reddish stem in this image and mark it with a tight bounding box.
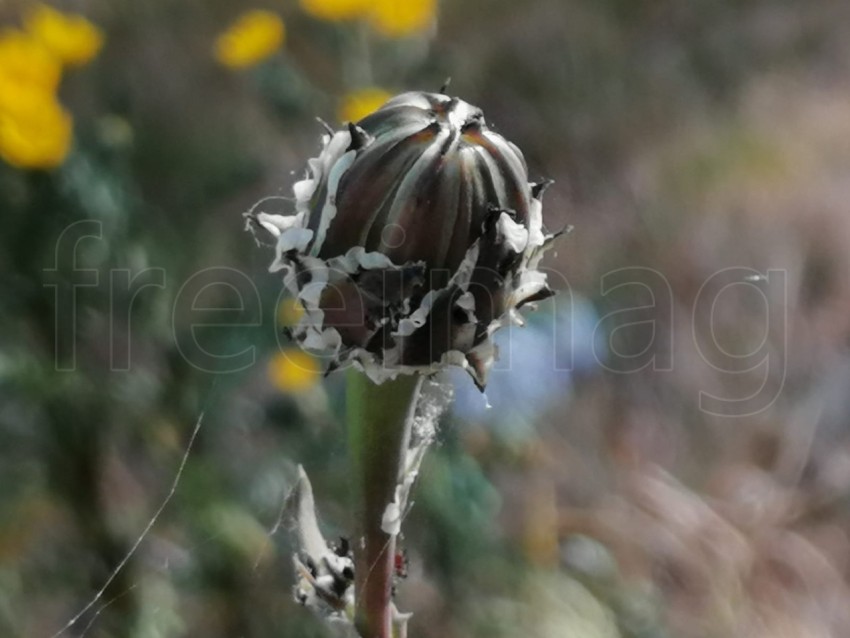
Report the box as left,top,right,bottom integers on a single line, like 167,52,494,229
347,372,421,638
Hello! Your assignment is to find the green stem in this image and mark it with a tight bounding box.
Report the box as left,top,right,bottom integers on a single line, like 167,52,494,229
347,370,423,638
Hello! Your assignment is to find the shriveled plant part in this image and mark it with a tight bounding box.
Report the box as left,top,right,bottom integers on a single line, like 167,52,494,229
247,91,560,637
285,378,452,637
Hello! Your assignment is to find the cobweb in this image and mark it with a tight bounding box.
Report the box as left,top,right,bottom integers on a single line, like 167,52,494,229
49,412,205,638
48,374,454,638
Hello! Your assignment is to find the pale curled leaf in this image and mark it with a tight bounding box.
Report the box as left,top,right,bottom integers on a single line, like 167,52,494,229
285,465,330,561
285,466,356,628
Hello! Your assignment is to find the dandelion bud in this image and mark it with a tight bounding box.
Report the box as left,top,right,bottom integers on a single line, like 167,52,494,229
248,91,559,388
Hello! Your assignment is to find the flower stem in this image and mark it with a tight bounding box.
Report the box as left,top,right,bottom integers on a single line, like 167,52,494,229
347,370,422,638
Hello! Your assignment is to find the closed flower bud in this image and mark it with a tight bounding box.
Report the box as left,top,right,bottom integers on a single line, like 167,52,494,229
247,91,560,388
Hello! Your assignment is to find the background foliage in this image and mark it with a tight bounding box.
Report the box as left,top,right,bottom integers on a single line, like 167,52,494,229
3,0,850,636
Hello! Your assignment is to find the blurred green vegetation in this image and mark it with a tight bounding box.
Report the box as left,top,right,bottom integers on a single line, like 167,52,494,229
3,0,850,636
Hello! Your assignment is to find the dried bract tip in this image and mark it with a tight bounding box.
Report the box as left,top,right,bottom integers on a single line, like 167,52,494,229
531,178,555,200
346,122,372,150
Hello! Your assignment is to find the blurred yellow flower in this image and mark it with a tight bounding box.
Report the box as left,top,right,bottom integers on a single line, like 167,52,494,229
0,29,62,93
338,87,392,123
277,297,305,328
0,28,75,170
215,10,285,69
368,0,436,37
0,91,72,169
300,0,371,21
25,4,103,67
268,349,320,393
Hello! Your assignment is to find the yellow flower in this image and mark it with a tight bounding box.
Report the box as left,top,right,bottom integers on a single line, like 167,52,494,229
268,349,321,393
277,297,305,328
368,0,436,38
338,87,392,123
215,10,285,69
300,0,371,21
0,29,62,93
0,29,71,170
25,4,104,67
0,90,72,169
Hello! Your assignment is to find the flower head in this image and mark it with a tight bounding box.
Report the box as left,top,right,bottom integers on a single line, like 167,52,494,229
299,0,436,37
268,349,321,393
338,87,392,124
0,29,62,93
247,91,559,389
0,89,71,169
277,297,306,328
368,0,436,38
214,10,285,70
24,4,103,67
300,0,371,22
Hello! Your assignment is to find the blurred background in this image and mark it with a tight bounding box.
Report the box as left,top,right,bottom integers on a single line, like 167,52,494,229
4,0,850,636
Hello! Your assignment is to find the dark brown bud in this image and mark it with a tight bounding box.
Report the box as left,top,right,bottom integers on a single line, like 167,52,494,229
247,91,559,388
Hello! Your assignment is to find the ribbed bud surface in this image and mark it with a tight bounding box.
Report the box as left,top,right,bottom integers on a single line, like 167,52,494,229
247,91,559,388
